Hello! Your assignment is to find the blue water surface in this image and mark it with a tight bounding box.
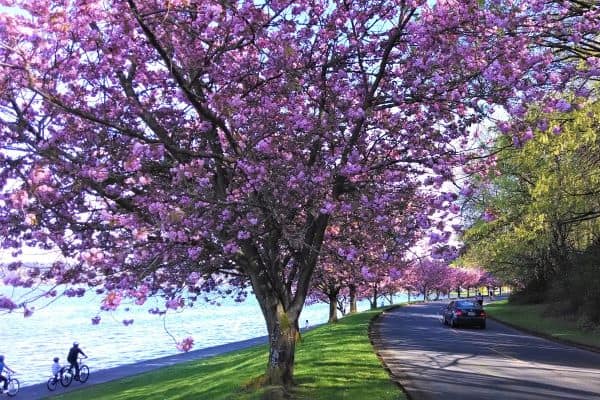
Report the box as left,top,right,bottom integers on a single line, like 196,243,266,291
0,285,394,387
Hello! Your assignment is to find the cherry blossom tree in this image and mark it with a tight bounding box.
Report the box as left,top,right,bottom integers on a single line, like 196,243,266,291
309,260,346,323
402,258,451,300
310,204,420,320
311,196,422,319
450,267,486,297
377,266,406,306
1,0,599,391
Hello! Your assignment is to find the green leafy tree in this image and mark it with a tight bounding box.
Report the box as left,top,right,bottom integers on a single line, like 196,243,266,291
461,97,600,322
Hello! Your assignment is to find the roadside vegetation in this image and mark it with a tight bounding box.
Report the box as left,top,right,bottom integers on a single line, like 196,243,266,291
485,300,600,349
47,309,404,400
460,98,600,334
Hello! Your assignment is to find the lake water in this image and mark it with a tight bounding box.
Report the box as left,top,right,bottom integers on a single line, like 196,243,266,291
0,286,400,387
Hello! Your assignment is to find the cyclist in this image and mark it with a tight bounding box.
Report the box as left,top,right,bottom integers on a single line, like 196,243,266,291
476,292,484,306
0,355,15,394
51,357,61,382
67,342,87,380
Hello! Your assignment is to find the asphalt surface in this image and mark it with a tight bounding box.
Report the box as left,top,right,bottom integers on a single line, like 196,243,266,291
16,335,268,399
373,301,600,400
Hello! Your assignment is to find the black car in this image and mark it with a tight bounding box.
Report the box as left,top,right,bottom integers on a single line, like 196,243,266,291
440,300,486,329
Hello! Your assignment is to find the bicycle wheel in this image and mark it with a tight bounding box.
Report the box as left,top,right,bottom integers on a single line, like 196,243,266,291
78,365,90,383
47,377,58,391
7,378,19,396
60,368,73,387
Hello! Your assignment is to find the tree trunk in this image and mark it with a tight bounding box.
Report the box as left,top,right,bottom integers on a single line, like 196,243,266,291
261,299,299,388
328,292,338,323
212,195,328,396
245,259,306,390
371,284,378,309
349,284,358,314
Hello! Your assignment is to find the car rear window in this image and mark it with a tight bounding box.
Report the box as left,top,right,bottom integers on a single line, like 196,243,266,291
456,301,479,308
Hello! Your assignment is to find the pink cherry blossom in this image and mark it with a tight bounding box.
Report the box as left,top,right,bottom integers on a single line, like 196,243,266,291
0,0,597,386
101,291,122,311
176,336,194,352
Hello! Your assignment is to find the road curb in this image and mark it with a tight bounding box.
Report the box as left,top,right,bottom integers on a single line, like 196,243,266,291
368,305,414,400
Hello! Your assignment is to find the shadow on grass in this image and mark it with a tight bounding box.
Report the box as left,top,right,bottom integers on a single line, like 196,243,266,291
49,310,404,400
50,347,269,400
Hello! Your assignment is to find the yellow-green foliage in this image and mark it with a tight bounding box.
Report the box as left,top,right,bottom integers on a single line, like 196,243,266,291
461,96,600,280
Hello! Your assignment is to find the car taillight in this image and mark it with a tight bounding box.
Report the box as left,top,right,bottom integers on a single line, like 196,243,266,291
455,309,463,316
480,311,486,317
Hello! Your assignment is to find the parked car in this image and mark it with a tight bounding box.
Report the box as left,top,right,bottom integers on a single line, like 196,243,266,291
440,300,486,329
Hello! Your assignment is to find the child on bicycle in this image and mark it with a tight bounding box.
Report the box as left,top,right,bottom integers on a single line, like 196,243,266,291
51,357,61,382
0,355,15,394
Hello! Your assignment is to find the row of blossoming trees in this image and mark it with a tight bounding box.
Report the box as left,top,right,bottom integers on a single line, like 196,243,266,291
309,255,498,323
1,0,599,392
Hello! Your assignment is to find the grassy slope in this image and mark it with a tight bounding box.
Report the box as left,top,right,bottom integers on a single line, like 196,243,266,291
48,309,404,400
485,300,600,349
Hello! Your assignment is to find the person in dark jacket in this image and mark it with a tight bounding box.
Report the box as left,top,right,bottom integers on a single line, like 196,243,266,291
67,342,87,380
476,292,484,306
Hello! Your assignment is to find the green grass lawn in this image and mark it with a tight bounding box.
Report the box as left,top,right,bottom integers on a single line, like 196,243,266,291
47,309,404,400
485,300,600,349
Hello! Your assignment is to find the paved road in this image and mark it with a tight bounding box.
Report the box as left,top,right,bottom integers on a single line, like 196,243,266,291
373,302,600,400
16,335,268,400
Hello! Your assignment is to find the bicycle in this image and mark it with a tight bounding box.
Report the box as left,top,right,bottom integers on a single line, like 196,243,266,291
60,357,89,387
2,372,19,397
47,372,62,391
47,362,72,391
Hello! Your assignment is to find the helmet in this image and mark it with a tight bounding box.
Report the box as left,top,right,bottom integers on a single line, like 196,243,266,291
73,342,79,347
54,357,59,362
0,355,4,361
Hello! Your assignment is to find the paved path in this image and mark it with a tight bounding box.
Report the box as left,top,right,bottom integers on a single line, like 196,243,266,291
372,301,600,400
17,335,268,399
